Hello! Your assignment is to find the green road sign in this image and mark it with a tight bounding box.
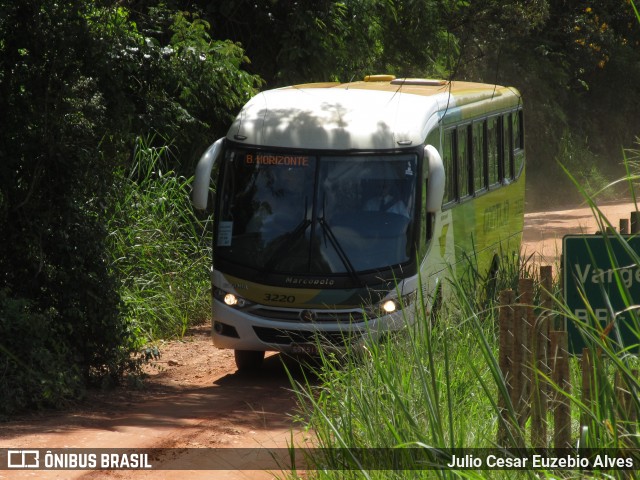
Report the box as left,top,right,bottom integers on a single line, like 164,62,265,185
563,234,640,354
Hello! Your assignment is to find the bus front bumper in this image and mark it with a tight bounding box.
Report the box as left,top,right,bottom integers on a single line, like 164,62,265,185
210,299,411,352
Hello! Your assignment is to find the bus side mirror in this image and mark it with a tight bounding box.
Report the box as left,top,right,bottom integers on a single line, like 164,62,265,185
425,144,445,213
192,138,224,210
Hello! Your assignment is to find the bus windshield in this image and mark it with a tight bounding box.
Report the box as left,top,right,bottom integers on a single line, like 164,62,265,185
216,148,418,275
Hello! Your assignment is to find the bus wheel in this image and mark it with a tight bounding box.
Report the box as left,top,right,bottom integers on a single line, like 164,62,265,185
486,254,500,302
429,283,443,325
234,350,265,371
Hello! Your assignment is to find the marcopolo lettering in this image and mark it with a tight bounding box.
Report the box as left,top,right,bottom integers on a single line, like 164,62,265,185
285,277,335,286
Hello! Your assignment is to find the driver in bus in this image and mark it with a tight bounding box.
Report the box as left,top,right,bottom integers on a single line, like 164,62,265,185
246,166,308,239
364,182,409,218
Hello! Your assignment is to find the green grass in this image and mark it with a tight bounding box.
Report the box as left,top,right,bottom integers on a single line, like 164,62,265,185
287,289,528,478
107,134,212,346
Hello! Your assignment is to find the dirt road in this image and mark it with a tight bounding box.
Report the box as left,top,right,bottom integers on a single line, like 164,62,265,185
522,201,637,265
1,201,636,479
0,327,310,479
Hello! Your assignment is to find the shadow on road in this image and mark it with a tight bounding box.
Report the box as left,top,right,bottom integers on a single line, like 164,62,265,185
0,349,320,448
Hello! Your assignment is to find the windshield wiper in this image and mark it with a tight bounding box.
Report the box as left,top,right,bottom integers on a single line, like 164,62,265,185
318,216,363,286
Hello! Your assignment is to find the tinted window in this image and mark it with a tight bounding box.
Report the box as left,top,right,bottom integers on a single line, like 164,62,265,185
472,121,486,192
503,113,514,179
513,109,524,151
457,125,471,198
487,117,500,186
443,129,456,204
513,109,525,178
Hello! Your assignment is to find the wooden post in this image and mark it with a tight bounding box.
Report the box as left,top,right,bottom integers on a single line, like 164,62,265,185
531,266,552,447
551,330,572,448
615,369,638,435
511,307,524,430
531,326,548,447
498,289,515,445
517,278,534,428
581,348,593,429
539,266,553,390
557,256,565,332
631,212,640,234
620,218,629,235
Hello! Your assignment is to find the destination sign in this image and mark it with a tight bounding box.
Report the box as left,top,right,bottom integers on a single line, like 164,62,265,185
244,154,309,167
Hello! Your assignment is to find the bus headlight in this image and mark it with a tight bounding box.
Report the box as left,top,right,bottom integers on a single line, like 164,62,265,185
372,292,417,317
381,300,397,313
214,288,253,309
224,293,239,306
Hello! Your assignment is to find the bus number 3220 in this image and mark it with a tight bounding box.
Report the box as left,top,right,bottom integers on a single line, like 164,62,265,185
264,293,296,303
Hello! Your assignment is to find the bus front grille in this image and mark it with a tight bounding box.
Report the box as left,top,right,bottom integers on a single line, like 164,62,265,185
249,307,366,323
253,326,359,346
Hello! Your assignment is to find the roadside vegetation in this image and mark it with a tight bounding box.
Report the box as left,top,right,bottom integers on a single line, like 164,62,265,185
0,1,257,414
286,204,639,478
1,0,640,417
107,134,212,344
285,118,640,475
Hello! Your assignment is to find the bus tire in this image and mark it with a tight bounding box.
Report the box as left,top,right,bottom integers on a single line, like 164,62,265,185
234,350,265,372
486,254,500,301
429,282,443,324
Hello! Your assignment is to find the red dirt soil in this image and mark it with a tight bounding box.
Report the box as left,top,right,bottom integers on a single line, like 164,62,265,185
522,201,637,265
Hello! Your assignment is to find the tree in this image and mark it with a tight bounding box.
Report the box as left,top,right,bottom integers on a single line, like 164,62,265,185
0,0,260,413
189,0,453,86
0,0,129,412
450,0,640,205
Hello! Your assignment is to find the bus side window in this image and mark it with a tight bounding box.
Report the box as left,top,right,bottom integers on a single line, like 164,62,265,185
513,109,524,151
443,128,456,205
457,125,472,198
513,109,525,178
503,113,514,180
472,121,486,193
487,117,500,187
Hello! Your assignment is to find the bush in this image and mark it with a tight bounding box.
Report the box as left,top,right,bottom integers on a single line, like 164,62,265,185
107,135,212,342
0,292,83,415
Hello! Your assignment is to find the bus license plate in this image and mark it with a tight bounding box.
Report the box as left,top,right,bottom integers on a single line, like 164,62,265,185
292,344,317,355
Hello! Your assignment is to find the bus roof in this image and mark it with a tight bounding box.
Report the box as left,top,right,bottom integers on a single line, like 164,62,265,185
228,77,522,151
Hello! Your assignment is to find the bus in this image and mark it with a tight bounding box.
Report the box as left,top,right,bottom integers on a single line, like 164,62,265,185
192,75,525,370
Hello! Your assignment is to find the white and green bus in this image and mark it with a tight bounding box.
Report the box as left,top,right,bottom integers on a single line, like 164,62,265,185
193,75,525,370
